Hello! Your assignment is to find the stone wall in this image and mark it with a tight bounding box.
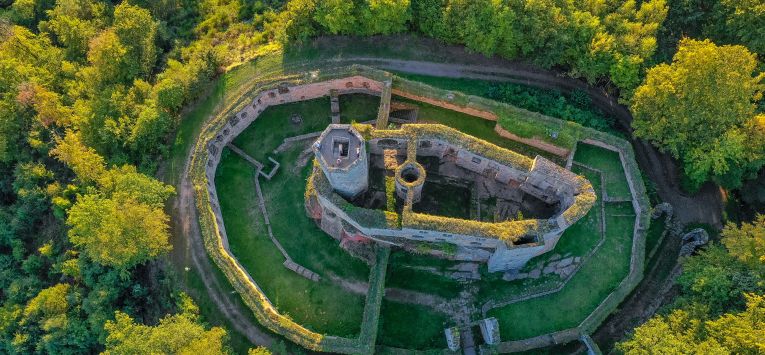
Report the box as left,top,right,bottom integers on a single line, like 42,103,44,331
391,88,499,121
204,76,386,249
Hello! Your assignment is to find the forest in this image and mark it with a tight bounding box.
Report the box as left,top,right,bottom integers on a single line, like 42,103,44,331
0,0,763,353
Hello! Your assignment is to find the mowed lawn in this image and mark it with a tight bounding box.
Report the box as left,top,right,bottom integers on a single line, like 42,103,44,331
573,143,632,199
215,94,382,337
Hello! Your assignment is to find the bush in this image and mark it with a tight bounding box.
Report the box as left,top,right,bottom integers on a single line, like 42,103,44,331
487,83,615,133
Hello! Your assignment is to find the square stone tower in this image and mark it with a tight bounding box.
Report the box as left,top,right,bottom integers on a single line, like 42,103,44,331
312,124,369,199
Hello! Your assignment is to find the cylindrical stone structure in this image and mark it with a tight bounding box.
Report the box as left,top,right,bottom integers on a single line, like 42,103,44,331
395,161,426,203
313,125,369,199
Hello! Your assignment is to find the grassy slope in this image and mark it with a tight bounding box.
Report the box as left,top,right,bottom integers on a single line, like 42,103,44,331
574,143,632,199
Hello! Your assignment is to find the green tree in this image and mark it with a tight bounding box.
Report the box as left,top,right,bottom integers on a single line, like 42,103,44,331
676,246,757,315
619,293,765,354
39,0,109,60
97,165,175,209
85,29,131,86
718,0,765,55
50,132,106,183
103,311,227,354
313,0,356,35
410,0,445,38
51,132,174,269
112,3,158,79
721,214,765,268
360,0,411,35
66,193,171,269
269,0,318,44
631,39,765,189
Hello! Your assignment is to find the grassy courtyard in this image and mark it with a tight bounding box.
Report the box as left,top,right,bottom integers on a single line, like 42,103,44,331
573,143,633,200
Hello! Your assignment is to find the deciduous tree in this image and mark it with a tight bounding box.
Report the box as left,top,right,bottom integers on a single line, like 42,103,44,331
103,311,227,354
631,39,765,189
722,214,765,268
66,193,171,269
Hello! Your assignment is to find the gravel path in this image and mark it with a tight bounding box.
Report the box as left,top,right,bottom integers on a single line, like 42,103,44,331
171,54,723,351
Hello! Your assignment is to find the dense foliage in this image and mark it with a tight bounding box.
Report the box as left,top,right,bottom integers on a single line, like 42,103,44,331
619,217,765,353
0,0,279,352
486,84,616,133
631,39,765,190
275,0,668,97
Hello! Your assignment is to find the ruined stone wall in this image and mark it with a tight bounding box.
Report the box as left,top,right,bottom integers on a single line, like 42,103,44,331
391,89,499,121
488,241,547,271
203,76,385,252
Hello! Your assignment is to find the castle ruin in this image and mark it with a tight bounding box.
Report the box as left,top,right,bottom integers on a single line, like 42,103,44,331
306,123,596,272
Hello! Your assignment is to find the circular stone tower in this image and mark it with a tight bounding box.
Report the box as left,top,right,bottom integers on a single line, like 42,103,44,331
312,124,368,199
395,161,426,203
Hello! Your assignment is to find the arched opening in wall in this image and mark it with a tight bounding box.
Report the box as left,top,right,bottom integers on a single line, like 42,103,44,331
515,234,539,245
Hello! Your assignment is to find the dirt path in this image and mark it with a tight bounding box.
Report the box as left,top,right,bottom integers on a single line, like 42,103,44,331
171,159,276,346
170,52,722,351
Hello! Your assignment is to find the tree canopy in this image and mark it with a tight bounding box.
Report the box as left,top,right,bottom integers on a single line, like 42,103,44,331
618,293,765,354
631,38,765,189
103,311,227,354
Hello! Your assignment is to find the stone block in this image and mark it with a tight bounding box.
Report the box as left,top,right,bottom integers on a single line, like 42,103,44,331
558,257,573,268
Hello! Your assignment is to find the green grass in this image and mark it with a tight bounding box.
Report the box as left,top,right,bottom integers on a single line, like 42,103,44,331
482,150,635,340
340,93,380,122
574,143,632,199
385,264,462,300
393,96,563,163
232,97,332,162
474,167,603,302
377,301,449,350
215,94,384,336
488,203,634,340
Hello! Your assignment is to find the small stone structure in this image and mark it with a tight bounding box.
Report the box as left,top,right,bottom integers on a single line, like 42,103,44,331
478,317,501,345
306,123,596,272
680,228,709,257
312,125,369,199
444,326,461,351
